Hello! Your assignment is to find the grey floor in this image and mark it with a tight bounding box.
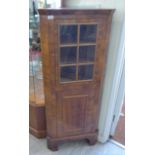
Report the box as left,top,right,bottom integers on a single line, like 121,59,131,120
30,134,125,155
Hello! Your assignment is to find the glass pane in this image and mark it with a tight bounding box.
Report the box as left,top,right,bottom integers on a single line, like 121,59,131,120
79,45,95,63
29,49,45,105
60,25,78,44
80,25,97,43
61,66,76,82
60,46,77,64
34,60,45,105
78,65,94,80
29,4,45,105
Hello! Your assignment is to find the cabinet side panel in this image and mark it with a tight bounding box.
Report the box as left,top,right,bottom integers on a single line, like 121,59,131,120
95,14,115,131
98,14,114,85
40,16,57,137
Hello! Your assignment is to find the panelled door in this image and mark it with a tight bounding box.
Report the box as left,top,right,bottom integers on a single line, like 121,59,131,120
49,16,108,137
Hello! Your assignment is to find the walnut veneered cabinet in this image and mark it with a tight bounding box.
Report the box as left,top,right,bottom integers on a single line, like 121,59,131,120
38,8,115,151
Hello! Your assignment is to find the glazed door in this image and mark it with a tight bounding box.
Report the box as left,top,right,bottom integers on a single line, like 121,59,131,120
52,18,106,137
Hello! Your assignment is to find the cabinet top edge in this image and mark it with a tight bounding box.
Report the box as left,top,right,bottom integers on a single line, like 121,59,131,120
38,8,115,16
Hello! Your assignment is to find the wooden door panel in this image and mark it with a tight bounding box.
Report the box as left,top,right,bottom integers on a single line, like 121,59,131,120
56,86,99,137
57,91,87,136
84,92,99,133
53,17,106,138
62,95,87,132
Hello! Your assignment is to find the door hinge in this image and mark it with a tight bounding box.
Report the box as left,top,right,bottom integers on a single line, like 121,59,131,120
112,115,116,122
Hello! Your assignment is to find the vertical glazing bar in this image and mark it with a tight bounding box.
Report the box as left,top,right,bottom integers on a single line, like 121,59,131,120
76,24,80,80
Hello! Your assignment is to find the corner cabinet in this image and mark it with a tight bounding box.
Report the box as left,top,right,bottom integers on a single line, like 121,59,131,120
38,8,114,151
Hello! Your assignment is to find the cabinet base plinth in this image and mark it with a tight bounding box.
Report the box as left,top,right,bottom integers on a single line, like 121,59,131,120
29,127,46,138
87,136,97,145
29,103,46,138
47,139,59,151
47,132,97,151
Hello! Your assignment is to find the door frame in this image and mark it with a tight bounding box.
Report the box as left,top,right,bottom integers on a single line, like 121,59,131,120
98,20,125,143
110,61,125,136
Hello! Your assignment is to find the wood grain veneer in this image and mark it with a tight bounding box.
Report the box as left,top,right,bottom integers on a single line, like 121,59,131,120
38,8,115,151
